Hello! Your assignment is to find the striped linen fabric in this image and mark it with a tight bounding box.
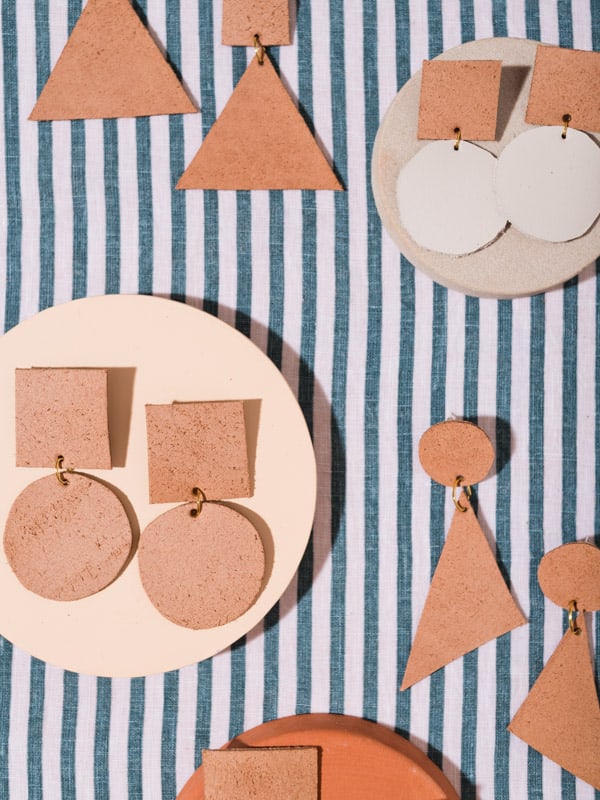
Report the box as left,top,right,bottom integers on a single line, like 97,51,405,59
0,1,599,799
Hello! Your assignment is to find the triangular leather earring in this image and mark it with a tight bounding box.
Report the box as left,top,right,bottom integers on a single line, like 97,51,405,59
401,420,526,690
29,0,196,120
509,541,600,789
177,1,342,190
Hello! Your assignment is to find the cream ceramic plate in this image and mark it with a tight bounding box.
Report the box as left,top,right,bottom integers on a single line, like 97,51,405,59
0,295,317,676
372,37,600,298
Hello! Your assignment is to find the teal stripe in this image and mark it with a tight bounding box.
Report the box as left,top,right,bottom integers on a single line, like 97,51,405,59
461,295,480,800
127,677,145,800
557,0,573,48
161,671,178,799
528,294,545,798
329,0,349,715
396,258,414,736
195,661,213,766
263,182,285,723
460,0,475,43
395,0,412,739
61,671,78,798
561,279,577,544
428,282,448,769
135,1,153,295
94,678,111,800
68,1,87,299
229,639,246,738
166,0,187,302
232,47,251,338
294,0,316,716
28,658,45,800
427,0,443,58
524,0,541,40
0,638,11,797
35,0,55,311
494,300,513,800
104,120,120,293
593,0,600,49
198,0,218,316
362,0,382,722
2,0,22,332
561,279,577,800
136,117,153,294
492,0,508,37
70,118,88,299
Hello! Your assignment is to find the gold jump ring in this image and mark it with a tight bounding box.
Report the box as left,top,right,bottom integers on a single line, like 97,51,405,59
568,599,581,635
55,455,70,486
253,34,265,65
190,487,206,518
452,475,471,512
453,127,462,151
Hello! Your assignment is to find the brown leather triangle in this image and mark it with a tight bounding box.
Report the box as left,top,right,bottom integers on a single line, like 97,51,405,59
509,624,600,789
30,0,196,120
176,54,343,190
400,494,526,690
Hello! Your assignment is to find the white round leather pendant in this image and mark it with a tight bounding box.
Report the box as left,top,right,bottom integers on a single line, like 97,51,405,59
496,126,600,242
396,139,507,256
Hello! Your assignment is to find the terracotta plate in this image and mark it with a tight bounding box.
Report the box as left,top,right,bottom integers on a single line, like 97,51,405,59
178,714,459,800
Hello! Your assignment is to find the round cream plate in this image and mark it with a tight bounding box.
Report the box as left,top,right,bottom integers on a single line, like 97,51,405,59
0,295,317,676
372,37,600,298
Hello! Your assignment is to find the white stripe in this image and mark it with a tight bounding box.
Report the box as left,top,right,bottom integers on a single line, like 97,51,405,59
118,119,140,295
208,649,231,748
506,0,527,38
8,649,30,800
42,665,64,800
109,678,131,800
538,0,560,45
571,0,592,49
377,232,400,727
141,673,164,799
175,665,198,794
17,2,40,322
243,620,265,728
74,675,96,800
409,0,430,71
343,0,367,719
249,190,271,351
474,0,495,39
277,572,298,719
84,119,106,297
442,0,462,51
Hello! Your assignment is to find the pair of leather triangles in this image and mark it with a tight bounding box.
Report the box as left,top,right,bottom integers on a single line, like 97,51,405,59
400,493,526,690
30,0,341,190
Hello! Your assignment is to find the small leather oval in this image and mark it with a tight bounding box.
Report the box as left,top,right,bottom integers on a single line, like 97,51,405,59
538,541,600,611
419,420,494,486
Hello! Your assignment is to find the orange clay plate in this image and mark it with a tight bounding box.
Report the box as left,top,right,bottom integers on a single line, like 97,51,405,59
177,713,459,800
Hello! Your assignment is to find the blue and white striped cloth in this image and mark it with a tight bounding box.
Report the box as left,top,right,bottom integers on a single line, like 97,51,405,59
1,1,599,798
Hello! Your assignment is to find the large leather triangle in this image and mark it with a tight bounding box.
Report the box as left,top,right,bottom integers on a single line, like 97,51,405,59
177,54,343,190
30,0,196,120
509,624,600,789
401,494,525,690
